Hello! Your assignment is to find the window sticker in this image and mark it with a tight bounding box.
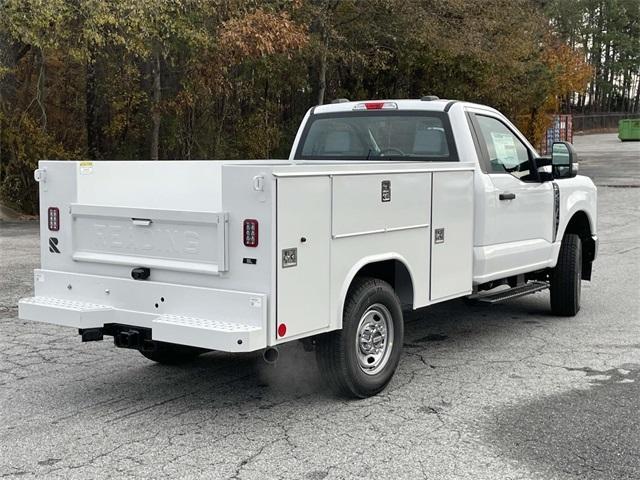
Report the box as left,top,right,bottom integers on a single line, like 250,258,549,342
490,132,519,168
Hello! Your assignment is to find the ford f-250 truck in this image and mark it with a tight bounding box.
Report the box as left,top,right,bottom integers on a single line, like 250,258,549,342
19,98,597,398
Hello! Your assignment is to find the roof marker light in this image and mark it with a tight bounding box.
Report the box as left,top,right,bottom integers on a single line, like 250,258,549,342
353,102,398,111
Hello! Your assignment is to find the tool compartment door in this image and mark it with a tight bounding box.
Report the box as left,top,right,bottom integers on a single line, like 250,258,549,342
331,173,430,238
430,170,474,300
276,176,331,342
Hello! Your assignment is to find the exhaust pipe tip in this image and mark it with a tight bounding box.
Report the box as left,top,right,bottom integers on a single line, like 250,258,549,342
263,347,279,364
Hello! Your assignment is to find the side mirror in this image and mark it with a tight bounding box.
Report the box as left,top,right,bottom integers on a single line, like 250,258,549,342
533,155,553,182
551,141,578,179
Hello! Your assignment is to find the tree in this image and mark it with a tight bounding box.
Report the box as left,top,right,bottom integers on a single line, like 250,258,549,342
0,0,609,213
546,0,640,113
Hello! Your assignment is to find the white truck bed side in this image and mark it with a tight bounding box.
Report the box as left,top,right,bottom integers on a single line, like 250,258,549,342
20,159,475,352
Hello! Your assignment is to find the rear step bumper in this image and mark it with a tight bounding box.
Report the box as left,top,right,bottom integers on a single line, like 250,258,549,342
19,296,113,328
19,296,265,352
153,315,262,350
18,270,268,352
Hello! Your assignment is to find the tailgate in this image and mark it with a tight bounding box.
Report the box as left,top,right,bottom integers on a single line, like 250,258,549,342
70,204,228,274
38,160,229,279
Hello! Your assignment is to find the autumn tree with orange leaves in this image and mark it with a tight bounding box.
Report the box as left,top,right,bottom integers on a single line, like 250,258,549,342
0,0,606,213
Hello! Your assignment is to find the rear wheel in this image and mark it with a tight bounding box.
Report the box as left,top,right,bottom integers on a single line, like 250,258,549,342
316,277,404,398
139,342,206,365
550,234,582,316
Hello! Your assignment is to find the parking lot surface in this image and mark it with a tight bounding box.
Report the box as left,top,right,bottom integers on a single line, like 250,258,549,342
0,133,639,479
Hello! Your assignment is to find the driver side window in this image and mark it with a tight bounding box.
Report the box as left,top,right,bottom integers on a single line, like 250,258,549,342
476,115,531,179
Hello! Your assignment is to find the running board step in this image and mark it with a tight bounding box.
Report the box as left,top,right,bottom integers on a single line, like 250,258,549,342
473,281,549,304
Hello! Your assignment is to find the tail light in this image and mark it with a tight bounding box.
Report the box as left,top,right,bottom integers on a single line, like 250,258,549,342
48,207,60,231
243,219,259,247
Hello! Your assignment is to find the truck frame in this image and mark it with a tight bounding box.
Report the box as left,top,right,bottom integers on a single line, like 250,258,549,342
19,98,597,397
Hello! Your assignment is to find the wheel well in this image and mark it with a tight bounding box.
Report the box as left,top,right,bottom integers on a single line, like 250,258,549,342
353,259,414,308
564,211,595,279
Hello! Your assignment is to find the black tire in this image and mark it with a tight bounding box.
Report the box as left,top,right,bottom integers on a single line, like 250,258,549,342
550,234,582,316
139,342,206,365
316,277,404,398
462,296,480,306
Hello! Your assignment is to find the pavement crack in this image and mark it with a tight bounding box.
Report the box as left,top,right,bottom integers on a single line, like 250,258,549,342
230,443,268,480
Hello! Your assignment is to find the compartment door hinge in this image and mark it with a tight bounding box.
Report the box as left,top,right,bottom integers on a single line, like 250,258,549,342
34,168,47,191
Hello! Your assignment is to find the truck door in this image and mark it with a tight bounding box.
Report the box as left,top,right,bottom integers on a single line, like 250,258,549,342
468,112,554,281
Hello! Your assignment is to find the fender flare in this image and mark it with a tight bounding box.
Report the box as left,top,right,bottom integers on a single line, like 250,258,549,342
553,194,597,271
556,194,595,243
336,252,416,329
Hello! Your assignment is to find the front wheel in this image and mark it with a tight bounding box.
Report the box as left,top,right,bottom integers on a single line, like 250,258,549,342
316,277,404,398
550,234,582,316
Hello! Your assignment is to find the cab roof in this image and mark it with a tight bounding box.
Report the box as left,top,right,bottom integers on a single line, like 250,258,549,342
312,98,499,115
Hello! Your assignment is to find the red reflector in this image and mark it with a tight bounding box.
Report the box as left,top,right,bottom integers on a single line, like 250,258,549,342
364,102,384,110
243,219,259,247
48,207,60,231
277,323,287,337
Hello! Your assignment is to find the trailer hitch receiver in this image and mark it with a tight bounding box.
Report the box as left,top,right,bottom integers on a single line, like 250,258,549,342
131,267,150,280
104,324,154,350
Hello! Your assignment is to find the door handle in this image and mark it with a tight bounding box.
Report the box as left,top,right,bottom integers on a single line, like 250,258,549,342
499,192,516,200
132,218,152,226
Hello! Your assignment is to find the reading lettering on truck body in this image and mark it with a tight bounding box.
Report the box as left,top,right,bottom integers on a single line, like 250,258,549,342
91,223,201,255
20,98,597,398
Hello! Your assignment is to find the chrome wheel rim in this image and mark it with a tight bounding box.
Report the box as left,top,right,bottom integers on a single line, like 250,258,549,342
355,303,394,375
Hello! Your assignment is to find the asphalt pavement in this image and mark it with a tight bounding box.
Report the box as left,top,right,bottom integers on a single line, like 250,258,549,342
0,133,639,479
574,132,640,187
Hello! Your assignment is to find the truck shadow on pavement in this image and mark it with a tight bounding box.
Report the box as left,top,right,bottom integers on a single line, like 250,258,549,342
155,295,557,398
48,293,562,408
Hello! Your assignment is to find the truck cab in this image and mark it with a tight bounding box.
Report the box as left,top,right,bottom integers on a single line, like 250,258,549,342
19,98,597,398
289,99,597,290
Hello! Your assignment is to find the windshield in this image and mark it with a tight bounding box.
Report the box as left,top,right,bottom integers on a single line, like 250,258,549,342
294,112,458,161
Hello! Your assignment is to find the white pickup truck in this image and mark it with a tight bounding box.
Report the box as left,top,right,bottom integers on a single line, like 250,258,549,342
19,98,597,398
